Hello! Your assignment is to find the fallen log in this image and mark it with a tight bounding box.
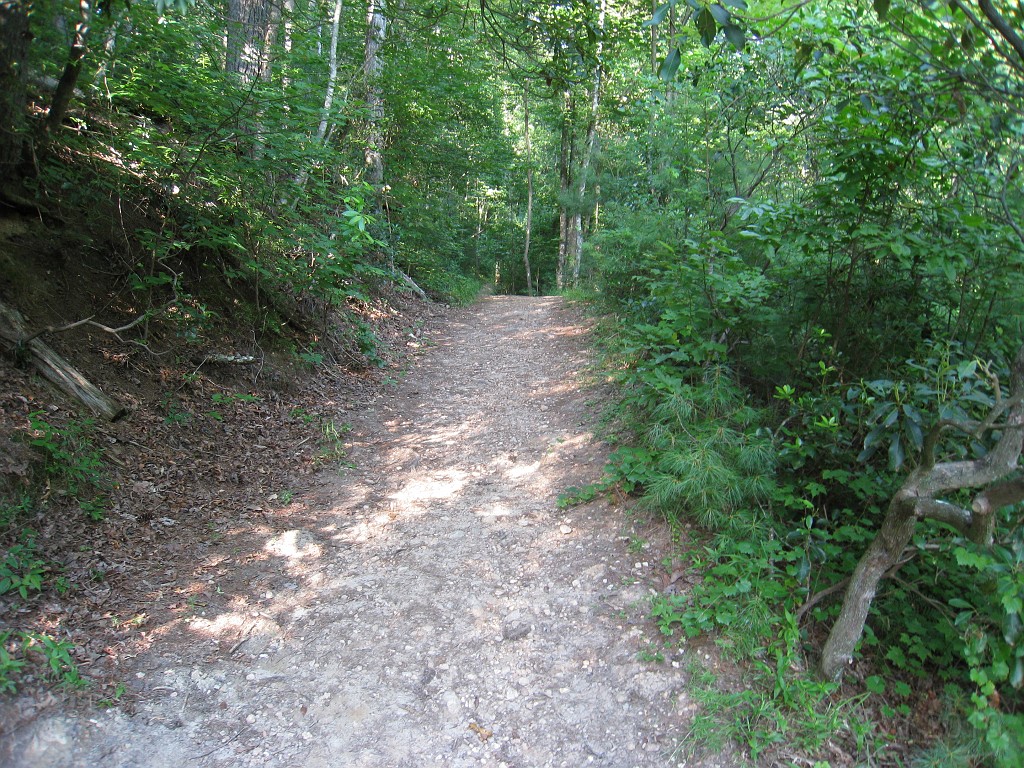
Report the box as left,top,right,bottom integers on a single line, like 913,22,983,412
0,299,127,421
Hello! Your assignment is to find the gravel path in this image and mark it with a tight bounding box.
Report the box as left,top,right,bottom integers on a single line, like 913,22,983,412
5,296,695,768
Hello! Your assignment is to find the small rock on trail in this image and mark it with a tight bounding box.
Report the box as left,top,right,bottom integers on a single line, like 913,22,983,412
3,296,700,768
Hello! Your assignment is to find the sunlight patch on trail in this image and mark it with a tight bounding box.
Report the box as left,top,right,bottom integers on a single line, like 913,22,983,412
474,502,513,518
264,529,323,560
388,470,469,504
505,460,540,480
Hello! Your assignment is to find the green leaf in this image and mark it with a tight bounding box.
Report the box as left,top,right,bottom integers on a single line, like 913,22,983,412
1011,657,1024,689
903,410,924,452
866,379,895,395
889,433,905,469
723,24,745,51
696,7,718,47
795,555,810,582
886,646,907,667
954,546,991,569
1002,593,1022,616
858,426,884,462
960,28,974,52
644,2,672,28
957,359,978,378
1004,611,1021,645
710,3,731,25
659,48,682,81
865,675,886,694
873,0,891,20
794,42,813,74
722,0,748,9
883,406,900,428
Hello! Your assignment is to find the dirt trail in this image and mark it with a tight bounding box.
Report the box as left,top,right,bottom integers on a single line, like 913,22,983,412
5,296,695,767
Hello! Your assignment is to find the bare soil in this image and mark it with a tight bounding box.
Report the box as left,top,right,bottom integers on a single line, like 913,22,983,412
2,296,725,768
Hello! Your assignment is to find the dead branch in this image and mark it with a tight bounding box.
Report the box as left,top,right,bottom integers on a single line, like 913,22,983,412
0,299,127,421
17,296,180,347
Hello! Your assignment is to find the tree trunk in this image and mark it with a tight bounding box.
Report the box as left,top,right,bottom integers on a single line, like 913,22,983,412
226,0,271,84
556,91,572,291
570,211,583,286
818,491,918,680
976,0,1024,68
363,0,386,188
473,196,485,276
570,0,604,288
317,0,344,144
47,0,92,131
0,0,31,179
225,0,273,161
290,0,344,199
92,16,125,93
650,0,658,76
819,343,1024,681
281,0,295,87
522,85,534,297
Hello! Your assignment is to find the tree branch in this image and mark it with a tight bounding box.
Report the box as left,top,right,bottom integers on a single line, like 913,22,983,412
945,0,1024,76
1000,161,1024,248
915,498,972,533
17,307,169,346
977,0,1024,67
971,472,1024,545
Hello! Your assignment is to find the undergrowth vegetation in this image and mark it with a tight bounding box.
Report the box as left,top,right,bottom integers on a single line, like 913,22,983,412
579,2,1024,765
0,411,112,693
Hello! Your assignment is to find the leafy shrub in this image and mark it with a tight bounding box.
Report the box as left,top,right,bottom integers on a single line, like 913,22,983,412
27,413,109,520
0,531,46,599
952,534,1024,767
0,630,85,693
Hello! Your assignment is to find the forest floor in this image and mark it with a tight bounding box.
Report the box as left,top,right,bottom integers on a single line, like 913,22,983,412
2,295,735,767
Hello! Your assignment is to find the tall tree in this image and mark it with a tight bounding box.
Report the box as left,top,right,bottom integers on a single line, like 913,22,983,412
521,82,534,295
0,0,30,179
317,0,344,144
362,0,386,187
555,87,573,291
226,0,272,83
46,0,93,130
568,0,604,287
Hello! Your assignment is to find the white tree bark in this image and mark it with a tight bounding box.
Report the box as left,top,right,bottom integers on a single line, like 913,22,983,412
555,0,604,290
289,0,345,201
281,0,295,89
317,0,344,142
556,90,572,292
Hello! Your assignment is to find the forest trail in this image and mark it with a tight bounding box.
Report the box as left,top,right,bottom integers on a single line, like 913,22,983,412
5,296,701,768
